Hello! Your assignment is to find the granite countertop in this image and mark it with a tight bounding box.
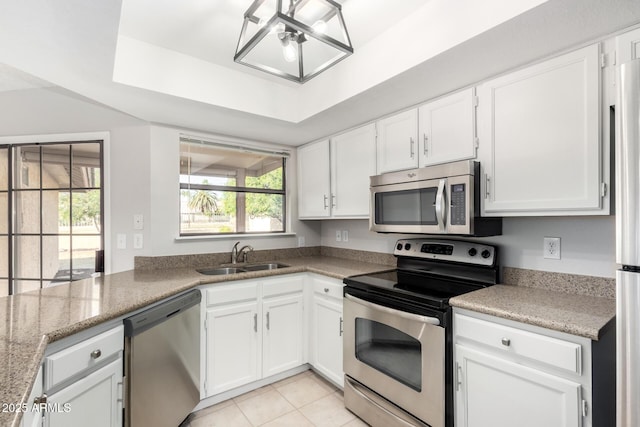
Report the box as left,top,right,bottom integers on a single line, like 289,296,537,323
0,253,618,427
450,284,616,340
0,255,389,427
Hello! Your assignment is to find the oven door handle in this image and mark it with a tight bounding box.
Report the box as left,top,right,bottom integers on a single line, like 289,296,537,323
435,178,447,232
345,294,441,326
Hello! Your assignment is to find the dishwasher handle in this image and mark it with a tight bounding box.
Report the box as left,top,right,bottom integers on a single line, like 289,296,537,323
124,289,201,337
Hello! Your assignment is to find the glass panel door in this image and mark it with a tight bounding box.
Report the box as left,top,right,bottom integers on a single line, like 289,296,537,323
0,141,103,295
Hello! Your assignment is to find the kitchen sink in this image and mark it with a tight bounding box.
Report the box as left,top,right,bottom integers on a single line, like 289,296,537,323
243,263,289,271
196,263,289,275
196,267,246,275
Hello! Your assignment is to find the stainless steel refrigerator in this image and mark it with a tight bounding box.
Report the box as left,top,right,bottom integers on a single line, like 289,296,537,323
617,57,640,427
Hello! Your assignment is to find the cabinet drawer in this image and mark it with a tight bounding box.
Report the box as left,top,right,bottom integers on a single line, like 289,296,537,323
45,325,124,389
206,282,258,306
312,278,343,300
262,276,303,298
455,314,582,374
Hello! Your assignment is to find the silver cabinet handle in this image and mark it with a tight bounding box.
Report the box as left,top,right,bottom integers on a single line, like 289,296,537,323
456,363,462,391
324,287,329,293
34,394,47,405
331,194,336,208
323,194,329,209
266,312,270,330
484,174,491,199
339,317,343,337
253,313,257,332
90,349,102,359
409,137,415,158
423,134,428,156
501,337,511,347
345,294,440,326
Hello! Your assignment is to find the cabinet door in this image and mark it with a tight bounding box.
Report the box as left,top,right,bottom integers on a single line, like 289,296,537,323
455,345,581,427
205,302,259,396
418,88,476,166
262,293,304,377
376,109,419,173
331,124,377,218
312,295,343,387
45,359,123,427
298,140,331,218
477,44,602,215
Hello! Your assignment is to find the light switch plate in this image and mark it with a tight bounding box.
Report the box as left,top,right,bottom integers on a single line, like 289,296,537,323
134,233,144,249
342,230,349,242
116,234,126,249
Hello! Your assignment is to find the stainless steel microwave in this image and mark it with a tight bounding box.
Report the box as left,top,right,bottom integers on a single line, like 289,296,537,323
370,160,501,236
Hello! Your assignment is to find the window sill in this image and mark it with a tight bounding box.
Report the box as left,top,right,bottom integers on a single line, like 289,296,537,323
175,233,297,242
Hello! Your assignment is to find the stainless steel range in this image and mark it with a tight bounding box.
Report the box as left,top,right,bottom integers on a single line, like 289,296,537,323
343,239,499,427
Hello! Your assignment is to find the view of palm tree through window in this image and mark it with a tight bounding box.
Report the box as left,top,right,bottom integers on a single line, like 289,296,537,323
0,141,103,296
179,139,287,235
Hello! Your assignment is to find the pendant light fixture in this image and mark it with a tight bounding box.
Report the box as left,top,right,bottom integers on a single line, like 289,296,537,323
234,0,353,83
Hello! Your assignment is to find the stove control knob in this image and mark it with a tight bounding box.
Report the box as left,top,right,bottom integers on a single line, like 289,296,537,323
404,243,412,251
481,249,491,259
396,243,403,251
468,248,477,257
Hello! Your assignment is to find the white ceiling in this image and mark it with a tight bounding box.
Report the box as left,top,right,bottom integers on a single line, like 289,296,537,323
1,0,640,146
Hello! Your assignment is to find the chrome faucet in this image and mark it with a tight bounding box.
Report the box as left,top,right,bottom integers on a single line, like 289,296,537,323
238,245,254,263
231,242,254,264
231,241,241,264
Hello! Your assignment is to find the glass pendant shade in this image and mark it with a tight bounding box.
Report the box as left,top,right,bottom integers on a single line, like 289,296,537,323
234,0,353,83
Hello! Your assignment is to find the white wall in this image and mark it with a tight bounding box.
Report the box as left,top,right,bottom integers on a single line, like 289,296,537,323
320,217,616,278
0,88,321,273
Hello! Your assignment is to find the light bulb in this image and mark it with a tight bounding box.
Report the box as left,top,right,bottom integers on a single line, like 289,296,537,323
312,20,327,34
282,40,297,62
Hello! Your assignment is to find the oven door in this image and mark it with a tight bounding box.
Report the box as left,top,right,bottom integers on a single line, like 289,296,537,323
343,293,445,427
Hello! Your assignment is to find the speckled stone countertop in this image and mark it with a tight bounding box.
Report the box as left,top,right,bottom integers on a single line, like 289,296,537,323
450,284,616,340
0,255,389,427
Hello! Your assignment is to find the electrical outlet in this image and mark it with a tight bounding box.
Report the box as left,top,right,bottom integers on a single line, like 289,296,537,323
298,236,305,247
342,230,349,242
133,214,144,230
543,237,561,260
335,230,342,242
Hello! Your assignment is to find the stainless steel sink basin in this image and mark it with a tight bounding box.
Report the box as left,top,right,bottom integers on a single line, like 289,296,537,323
196,267,246,275
196,263,289,275
243,263,289,271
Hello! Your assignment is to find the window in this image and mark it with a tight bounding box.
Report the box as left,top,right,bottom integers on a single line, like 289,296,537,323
0,141,104,296
179,137,288,235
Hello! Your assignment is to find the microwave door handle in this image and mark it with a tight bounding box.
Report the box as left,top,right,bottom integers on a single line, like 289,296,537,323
345,294,440,326
435,179,447,232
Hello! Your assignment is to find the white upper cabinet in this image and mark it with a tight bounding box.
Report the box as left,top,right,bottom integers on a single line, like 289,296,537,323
376,109,419,173
297,139,331,218
330,123,377,217
616,27,640,64
298,124,376,219
418,88,477,167
477,43,605,216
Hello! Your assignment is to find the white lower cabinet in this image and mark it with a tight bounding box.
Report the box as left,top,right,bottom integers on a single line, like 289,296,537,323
309,275,344,387
454,308,615,427
202,275,304,398
455,346,581,427
21,366,43,427
45,359,123,427
34,325,124,427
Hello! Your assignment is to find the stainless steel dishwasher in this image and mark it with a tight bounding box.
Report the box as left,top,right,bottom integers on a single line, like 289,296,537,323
124,289,201,427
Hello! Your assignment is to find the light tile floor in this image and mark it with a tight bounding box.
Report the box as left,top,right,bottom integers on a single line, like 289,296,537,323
186,370,369,427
